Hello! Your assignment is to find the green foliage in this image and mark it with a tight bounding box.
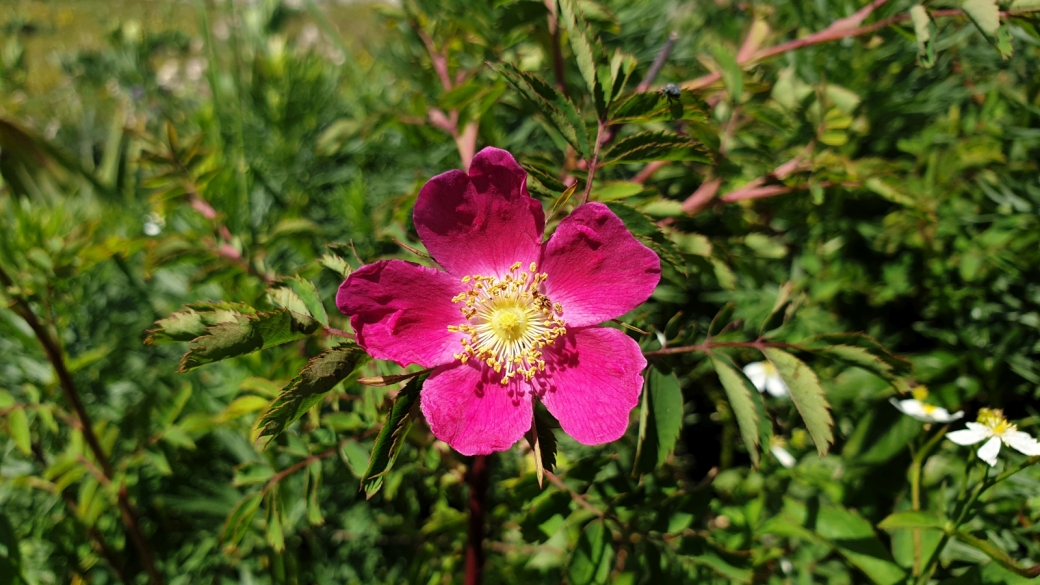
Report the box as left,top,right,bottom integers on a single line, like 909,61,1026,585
2,0,1040,583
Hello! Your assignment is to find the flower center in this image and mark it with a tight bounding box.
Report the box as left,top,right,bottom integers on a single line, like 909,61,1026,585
447,261,566,384
978,407,1014,436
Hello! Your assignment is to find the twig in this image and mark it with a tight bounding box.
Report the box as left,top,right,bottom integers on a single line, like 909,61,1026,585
632,161,669,185
465,455,490,585
261,445,339,497
581,121,606,205
544,470,605,519
680,7,1040,92
0,264,165,585
636,31,679,92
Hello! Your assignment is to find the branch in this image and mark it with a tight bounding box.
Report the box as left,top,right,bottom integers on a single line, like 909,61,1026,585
0,264,165,585
643,339,802,358
635,31,679,92
581,121,607,205
680,7,1040,92
464,455,490,585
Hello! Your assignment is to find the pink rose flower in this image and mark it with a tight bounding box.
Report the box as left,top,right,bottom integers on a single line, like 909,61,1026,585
337,147,661,455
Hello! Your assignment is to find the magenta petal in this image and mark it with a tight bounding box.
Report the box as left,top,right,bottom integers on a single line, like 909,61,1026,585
336,260,463,368
420,362,534,455
413,147,544,278
536,327,646,445
540,203,661,328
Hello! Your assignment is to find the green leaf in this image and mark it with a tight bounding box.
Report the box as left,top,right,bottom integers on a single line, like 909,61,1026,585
878,511,947,531
494,64,590,157
568,520,614,585
634,368,684,473
7,408,31,456
962,0,1013,58
602,131,711,165
816,505,907,585
712,354,771,466
271,276,329,326
179,308,321,372
361,376,423,498
305,461,324,526
711,46,743,103
525,408,558,487
0,513,23,585
707,303,736,337
264,491,285,552
558,0,600,111
221,493,262,550
759,282,793,337
604,202,687,276
340,440,370,478
802,333,912,388
910,6,938,68
256,343,368,445
676,535,753,583
145,302,256,345
608,90,709,124
762,348,833,454
548,182,578,221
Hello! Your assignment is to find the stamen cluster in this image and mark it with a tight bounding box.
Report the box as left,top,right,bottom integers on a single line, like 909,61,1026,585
448,261,566,384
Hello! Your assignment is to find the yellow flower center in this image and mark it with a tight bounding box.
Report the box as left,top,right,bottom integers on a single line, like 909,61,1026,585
912,386,929,401
922,404,936,415
978,407,1014,436
447,261,567,384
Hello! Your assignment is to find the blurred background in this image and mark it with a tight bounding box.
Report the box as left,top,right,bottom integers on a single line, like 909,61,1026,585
1,0,1039,584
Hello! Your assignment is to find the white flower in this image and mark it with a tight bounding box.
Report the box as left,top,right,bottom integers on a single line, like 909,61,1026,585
743,361,788,397
890,386,963,423
770,443,797,468
946,408,1040,467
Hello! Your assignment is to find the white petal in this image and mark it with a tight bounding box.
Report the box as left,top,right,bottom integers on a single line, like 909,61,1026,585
770,445,797,468
892,399,927,419
1003,431,1040,457
742,362,769,393
765,374,789,398
944,410,965,422
946,425,992,446
928,407,961,424
977,436,1002,467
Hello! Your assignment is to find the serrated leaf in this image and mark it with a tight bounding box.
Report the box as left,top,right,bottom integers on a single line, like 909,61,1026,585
523,160,568,193
525,409,558,488
878,511,947,531
634,368,684,473
278,276,329,327
568,520,614,585
558,0,600,111
179,309,321,372
7,408,31,456
803,333,912,387
712,354,771,466
145,302,255,345
495,64,590,157
762,348,833,454
609,90,709,124
319,253,351,277
962,0,1013,58
256,343,368,444
361,375,422,498
604,201,687,276
602,131,711,165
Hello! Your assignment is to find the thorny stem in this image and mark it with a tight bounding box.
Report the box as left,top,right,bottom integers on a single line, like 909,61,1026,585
581,121,606,205
464,455,490,585
680,7,1040,92
0,265,165,585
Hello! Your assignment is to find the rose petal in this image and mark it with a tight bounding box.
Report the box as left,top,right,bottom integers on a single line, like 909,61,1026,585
540,203,661,328
413,147,544,278
535,327,646,445
337,260,464,368
947,422,992,446
420,362,533,455
977,435,1002,467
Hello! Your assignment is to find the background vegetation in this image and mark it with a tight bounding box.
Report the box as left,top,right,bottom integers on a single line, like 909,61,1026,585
2,0,1040,583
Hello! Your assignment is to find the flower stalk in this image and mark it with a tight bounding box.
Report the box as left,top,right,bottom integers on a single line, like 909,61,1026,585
465,455,490,585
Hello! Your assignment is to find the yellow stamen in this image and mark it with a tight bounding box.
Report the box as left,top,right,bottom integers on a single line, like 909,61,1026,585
446,261,567,384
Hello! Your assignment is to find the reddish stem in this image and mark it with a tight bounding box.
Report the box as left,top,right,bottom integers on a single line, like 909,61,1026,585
464,455,490,585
